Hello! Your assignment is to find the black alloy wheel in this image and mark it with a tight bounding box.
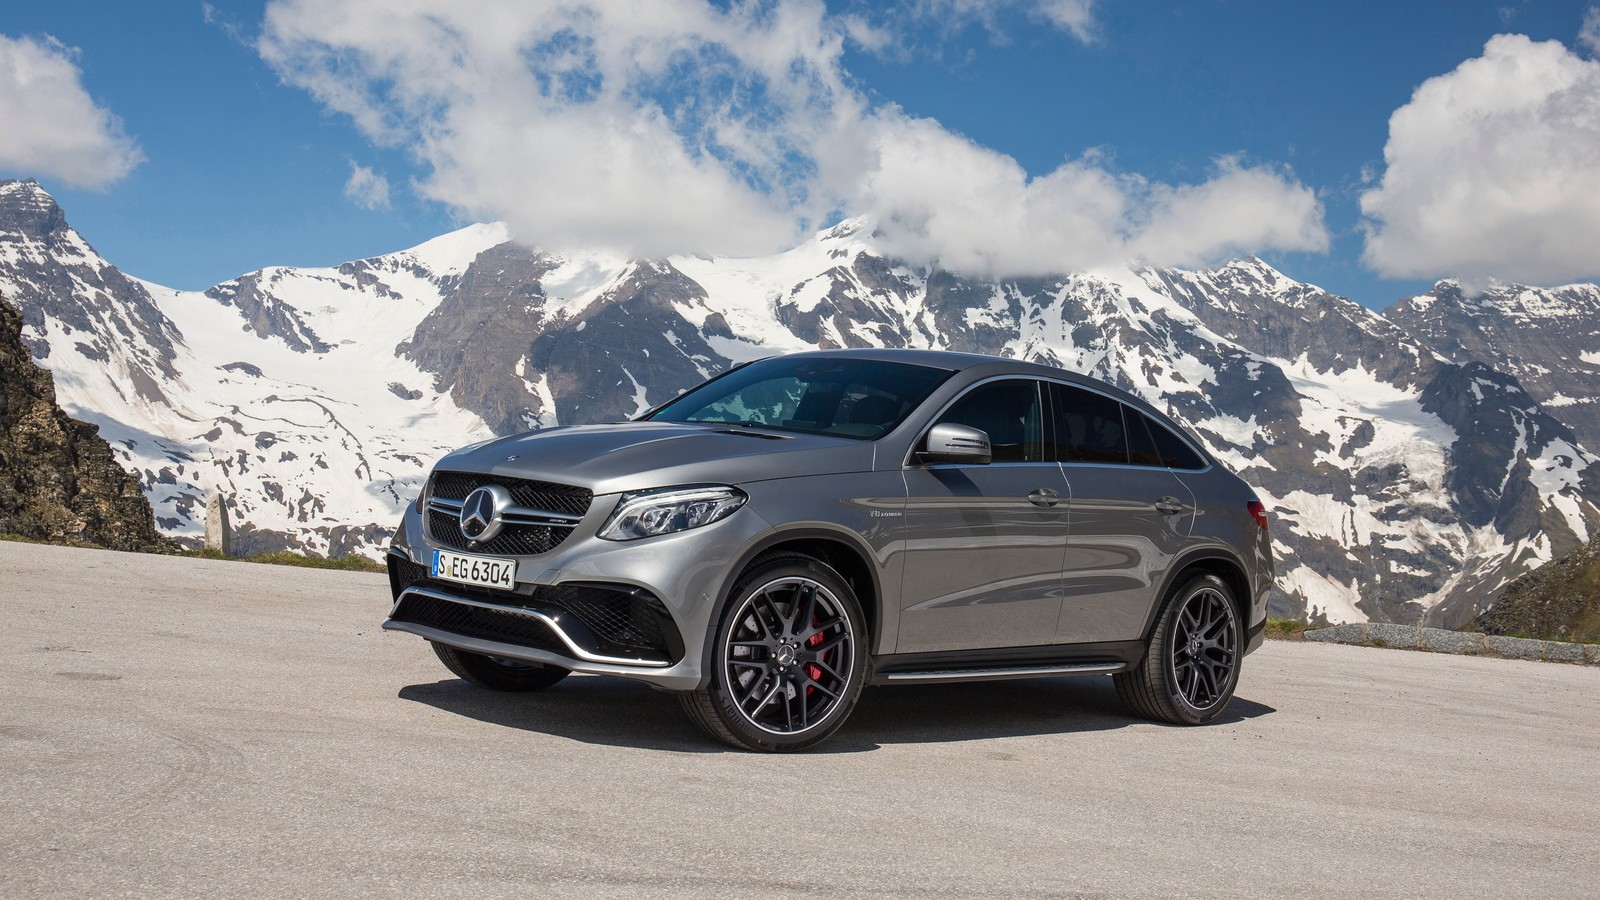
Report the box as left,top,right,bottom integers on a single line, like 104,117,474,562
681,554,866,751
1168,582,1238,709
431,641,571,691
1114,572,1241,725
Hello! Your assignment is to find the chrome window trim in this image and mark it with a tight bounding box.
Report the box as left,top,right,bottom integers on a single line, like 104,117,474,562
1058,459,1214,474
918,461,1063,469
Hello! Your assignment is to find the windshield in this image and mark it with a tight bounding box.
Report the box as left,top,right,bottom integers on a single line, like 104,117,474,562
647,356,954,440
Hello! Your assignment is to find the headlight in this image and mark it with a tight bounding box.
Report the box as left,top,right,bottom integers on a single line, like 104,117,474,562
598,485,748,541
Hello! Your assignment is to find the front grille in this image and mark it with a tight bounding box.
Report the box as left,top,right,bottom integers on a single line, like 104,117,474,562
391,593,567,654
425,470,593,556
427,508,571,555
429,471,592,515
386,553,680,663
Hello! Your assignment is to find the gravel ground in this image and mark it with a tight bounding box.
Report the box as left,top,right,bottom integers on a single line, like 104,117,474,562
3,542,1598,899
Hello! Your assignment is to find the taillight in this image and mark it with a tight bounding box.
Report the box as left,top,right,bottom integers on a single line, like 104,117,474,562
1247,499,1269,531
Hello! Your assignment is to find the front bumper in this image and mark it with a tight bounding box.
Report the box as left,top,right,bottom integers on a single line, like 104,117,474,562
382,490,771,692
386,550,683,659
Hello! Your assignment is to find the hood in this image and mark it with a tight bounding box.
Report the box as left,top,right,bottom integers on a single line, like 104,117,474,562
434,422,877,496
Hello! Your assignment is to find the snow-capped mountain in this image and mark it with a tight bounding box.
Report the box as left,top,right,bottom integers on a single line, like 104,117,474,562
1388,281,1600,459
2,179,1596,627
0,180,498,556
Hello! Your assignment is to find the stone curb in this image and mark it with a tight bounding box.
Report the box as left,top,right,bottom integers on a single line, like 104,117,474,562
1302,623,1600,665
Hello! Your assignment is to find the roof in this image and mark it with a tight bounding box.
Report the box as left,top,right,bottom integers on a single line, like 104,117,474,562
778,347,1174,420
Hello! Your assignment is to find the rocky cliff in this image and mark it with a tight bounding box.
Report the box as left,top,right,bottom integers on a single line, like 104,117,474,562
1475,534,1600,643
0,294,169,551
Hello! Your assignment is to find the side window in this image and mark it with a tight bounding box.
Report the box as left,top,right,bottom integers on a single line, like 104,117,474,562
1142,412,1208,469
1125,407,1163,466
1048,383,1128,464
935,380,1045,462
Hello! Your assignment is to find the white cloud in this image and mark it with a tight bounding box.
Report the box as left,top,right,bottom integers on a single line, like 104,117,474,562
258,0,1324,276
861,115,1327,275
1123,156,1330,267
1581,4,1600,56
900,0,1098,43
259,0,865,258
0,34,143,189
1037,0,1097,40
342,162,390,210
1361,34,1600,285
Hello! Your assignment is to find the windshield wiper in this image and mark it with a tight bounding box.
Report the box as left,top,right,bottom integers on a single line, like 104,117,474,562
712,425,789,440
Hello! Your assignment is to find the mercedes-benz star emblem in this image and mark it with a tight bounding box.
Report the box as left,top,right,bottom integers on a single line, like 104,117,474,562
459,485,512,543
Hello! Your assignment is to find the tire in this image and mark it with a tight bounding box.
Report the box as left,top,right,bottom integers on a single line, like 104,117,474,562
1114,573,1241,725
431,641,570,692
680,554,868,752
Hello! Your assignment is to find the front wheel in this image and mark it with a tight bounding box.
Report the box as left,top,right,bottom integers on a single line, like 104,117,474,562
681,555,867,752
1114,573,1241,725
431,641,570,692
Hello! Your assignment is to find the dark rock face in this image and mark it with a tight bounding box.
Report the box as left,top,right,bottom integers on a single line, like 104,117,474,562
1148,261,1430,387
398,242,563,434
530,259,729,425
402,249,730,431
1475,534,1600,643
0,296,168,551
206,272,331,353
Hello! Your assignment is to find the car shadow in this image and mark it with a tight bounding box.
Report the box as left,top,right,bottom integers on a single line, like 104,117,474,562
398,675,1276,754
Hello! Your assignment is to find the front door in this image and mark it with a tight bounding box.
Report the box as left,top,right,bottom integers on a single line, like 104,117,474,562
897,379,1069,653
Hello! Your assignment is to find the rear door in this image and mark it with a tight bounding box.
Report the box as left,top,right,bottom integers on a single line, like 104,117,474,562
1048,382,1195,645
897,378,1071,653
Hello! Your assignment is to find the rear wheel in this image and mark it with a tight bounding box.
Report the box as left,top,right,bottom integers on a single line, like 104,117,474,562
1114,573,1241,725
681,555,867,752
431,641,570,692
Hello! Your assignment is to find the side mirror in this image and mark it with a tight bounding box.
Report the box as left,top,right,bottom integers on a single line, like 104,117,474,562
918,423,992,465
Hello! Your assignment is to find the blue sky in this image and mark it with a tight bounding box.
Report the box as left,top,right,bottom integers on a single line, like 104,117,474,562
2,1,1598,307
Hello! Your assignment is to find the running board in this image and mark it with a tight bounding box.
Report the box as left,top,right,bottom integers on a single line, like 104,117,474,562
879,662,1126,684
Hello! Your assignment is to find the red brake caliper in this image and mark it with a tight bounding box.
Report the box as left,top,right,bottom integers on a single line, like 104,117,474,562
804,616,825,693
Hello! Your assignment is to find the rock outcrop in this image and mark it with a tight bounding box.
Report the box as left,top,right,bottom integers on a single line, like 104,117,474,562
1475,534,1600,644
0,295,169,551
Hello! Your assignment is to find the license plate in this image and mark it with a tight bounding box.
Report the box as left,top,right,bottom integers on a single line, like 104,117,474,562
431,549,516,591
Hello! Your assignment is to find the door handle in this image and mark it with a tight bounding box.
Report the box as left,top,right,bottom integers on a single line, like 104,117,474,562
1027,488,1061,507
1154,497,1187,515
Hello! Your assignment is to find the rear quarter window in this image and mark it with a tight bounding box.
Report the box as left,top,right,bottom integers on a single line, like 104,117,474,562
1141,411,1208,470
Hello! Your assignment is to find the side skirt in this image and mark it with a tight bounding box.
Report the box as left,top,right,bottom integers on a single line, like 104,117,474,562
868,640,1145,686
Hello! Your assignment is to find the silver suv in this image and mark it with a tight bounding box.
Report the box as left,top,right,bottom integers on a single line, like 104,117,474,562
383,349,1272,751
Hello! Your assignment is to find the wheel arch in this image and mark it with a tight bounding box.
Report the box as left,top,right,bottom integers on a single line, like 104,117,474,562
1140,548,1254,642
700,527,883,666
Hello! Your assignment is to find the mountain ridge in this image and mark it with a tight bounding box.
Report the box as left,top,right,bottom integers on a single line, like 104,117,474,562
1,178,1595,628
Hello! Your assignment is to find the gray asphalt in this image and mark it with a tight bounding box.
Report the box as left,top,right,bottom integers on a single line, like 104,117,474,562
3,542,1597,899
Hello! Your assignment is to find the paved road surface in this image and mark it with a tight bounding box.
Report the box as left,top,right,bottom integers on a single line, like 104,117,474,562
3,542,1597,898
